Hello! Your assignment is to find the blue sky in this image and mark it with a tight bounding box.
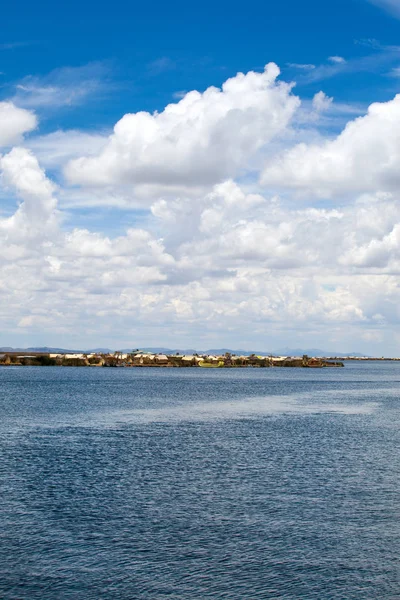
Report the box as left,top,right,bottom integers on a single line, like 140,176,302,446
2,0,400,127
2,0,400,353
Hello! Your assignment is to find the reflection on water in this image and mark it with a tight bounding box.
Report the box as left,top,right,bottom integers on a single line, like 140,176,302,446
95,396,379,427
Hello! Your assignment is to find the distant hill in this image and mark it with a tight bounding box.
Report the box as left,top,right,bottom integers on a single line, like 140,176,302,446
135,347,368,357
274,347,368,358
0,346,368,357
0,346,114,354
0,346,82,353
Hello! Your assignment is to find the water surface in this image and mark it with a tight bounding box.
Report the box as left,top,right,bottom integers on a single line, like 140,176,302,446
0,363,399,599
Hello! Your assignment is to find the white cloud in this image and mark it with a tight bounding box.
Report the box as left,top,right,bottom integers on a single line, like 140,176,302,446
2,157,400,350
0,147,58,243
328,56,346,64
3,60,400,352
12,62,110,109
1,147,56,212
65,63,300,189
261,94,400,197
287,63,316,70
27,129,108,169
0,101,37,147
312,91,334,112
296,47,400,85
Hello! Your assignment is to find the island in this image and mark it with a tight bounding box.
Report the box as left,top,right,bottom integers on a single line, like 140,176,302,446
0,351,344,368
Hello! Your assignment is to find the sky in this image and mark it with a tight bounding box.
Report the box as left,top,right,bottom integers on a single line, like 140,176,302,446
2,0,400,354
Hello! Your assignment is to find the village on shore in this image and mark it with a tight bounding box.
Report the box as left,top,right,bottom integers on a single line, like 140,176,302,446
0,350,345,368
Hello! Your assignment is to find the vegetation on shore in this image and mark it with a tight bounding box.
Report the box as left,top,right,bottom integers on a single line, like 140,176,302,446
0,351,344,368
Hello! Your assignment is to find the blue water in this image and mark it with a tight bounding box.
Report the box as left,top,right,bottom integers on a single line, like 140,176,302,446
0,363,399,599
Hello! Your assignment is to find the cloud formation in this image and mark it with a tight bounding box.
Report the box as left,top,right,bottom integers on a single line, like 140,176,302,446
0,102,37,147
65,63,299,189
328,56,346,64
2,61,400,352
0,147,58,246
261,94,400,196
2,151,400,350
13,62,110,109
312,91,334,112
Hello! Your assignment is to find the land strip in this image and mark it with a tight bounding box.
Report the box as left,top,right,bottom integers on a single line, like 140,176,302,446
0,351,344,368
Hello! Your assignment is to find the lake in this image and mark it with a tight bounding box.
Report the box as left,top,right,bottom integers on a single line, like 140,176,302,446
0,363,399,599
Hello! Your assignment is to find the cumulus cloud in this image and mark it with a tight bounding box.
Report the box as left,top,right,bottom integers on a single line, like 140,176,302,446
312,91,334,112
261,94,400,196
65,63,300,189
3,61,400,352
0,147,58,239
0,101,37,147
2,154,400,349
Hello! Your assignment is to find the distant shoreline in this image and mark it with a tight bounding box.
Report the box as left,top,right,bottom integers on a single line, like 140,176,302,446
0,351,345,369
